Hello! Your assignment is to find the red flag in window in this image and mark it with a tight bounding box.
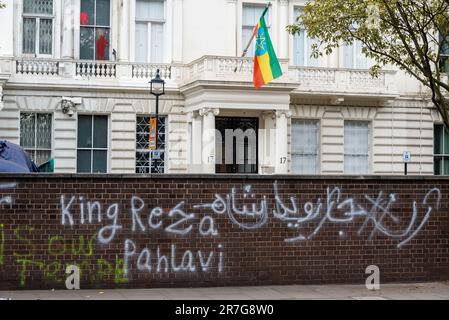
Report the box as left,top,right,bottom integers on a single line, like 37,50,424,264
96,34,109,60
80,12,89,25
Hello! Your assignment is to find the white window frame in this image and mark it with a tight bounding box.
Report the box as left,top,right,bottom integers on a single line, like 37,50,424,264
240,2,272,58
19,112,53,166
20,0,55,58
76,114,109,173
134,0,166,63
342,40,371,69
433,123,449,175
343,120,372,175
291,118,321,174
79,0,113,61
292,6,322,67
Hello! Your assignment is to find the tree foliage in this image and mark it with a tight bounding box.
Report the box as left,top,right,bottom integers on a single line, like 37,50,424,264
287,0,449,130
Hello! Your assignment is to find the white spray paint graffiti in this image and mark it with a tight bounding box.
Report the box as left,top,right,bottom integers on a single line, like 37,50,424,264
0,182,16,206
271,182,442,248
55,181,443,278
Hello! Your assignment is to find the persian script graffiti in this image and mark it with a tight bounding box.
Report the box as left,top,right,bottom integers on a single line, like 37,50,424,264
0,180,444,284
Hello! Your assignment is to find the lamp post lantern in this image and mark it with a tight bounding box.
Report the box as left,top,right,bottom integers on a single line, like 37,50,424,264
149,69,166,151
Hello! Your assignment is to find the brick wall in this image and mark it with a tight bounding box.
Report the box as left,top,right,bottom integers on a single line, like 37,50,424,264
0,174,448,290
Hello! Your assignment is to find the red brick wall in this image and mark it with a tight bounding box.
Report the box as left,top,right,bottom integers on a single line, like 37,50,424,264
0,174,448,290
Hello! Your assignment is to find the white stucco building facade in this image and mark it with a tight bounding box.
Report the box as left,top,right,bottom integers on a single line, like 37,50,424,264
0,0,445,175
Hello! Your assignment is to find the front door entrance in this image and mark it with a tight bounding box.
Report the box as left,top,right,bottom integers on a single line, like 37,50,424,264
215,117,258,174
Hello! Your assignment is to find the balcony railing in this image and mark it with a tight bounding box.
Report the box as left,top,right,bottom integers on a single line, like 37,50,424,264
3,56,398,97
16,59,59,76
290,66,398,97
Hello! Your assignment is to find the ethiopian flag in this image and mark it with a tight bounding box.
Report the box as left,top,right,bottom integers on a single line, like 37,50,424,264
253,11,282,89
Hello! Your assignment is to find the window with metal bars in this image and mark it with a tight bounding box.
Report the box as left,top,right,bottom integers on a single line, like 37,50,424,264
20,112,52,166
136,116,166,174
22,0,54,56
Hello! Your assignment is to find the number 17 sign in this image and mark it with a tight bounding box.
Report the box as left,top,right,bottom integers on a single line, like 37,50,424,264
149,117,157,151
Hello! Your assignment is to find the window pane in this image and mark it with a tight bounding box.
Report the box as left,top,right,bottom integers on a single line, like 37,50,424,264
78,115,92,148
308,37,321,67
434,124,443,154
344,121,369,174
80,0,95,25
151,22,164,63
444,125,449,154
36,113,52,149
20,113,36,148
80,27,95,59
39,19,53,55
135,22,148,63
23,18,36,54
92,150,107,173
77,150,92,173
293,30,305,66
343,44,354,68
96,0,111,26
291,120,318,174
136,0,165,21
355,40,369,69
35,150,51,166
23,0,53,14
93,115,108,148
95,28,110,60
242,27,255,57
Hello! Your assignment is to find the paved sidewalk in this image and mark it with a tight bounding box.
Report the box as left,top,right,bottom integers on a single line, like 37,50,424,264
1,282,448,300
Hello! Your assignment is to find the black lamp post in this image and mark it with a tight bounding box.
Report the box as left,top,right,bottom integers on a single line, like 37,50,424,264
149,69,165,150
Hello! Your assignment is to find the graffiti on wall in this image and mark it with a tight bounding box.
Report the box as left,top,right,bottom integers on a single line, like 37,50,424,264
0,180,444,286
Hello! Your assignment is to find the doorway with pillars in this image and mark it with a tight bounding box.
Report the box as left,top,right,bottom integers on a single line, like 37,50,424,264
215,117,259,174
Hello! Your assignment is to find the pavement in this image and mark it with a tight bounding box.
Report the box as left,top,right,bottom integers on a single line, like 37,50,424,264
0,282,448,300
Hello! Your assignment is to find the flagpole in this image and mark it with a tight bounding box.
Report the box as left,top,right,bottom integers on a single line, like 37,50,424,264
234,2,271,72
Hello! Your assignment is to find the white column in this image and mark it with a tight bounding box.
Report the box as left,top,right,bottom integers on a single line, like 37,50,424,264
275,110,291,174
190,111,203,173
279,0,289,59
119,0,130,61
227,0,237,56
172,0,183,62
0,0,14,56
199,107,219,174
261,111,276,174
62,0,75,59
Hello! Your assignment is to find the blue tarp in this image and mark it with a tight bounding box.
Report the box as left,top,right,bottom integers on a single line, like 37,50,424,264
0,140,39,173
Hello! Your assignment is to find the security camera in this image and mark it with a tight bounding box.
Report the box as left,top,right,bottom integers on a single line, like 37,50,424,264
67,108,75,117
61,97,81,117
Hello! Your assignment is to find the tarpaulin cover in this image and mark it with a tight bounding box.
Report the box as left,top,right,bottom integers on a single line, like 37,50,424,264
0,140,39,173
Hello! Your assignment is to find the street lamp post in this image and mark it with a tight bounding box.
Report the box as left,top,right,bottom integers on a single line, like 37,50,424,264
149,69,166,152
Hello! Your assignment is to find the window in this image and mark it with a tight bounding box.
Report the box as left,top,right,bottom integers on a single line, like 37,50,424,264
135,0,165,63
292,8,322,67
440,33,449,73
343,40,371,69
242,4,271,58
136,116,166,173
22,0,54,56
344,121,370,174
80,0,111,60
20,113,52,166
291,119,319,174
77,115,108,173
434,124,449,175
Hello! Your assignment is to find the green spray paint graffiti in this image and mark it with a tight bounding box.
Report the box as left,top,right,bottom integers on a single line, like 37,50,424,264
12,230,127,287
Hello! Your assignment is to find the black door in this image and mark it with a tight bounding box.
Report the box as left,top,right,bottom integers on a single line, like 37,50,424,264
215,117,258,174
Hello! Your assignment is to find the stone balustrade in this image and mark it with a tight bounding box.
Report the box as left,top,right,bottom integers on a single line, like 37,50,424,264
1,56,399,96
